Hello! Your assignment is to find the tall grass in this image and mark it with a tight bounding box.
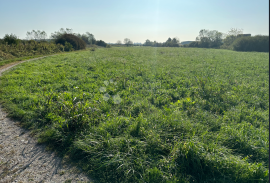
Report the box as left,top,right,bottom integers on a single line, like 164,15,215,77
0,47,268,182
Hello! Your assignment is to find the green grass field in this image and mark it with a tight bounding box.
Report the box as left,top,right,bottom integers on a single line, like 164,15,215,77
0,47,268,182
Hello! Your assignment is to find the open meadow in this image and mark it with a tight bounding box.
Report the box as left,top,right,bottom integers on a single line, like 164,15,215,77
0,47,268,182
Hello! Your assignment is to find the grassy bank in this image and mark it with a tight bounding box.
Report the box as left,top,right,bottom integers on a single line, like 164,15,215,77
0,54,48,67
0,47,268,182
0,41,67,67
0,49,88,67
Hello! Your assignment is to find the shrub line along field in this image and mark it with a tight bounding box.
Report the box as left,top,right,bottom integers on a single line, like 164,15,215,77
0,47,268,182
0,48,89,68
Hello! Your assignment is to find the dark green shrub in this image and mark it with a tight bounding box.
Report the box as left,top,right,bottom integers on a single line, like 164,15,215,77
232,35,269,52
198,39,210,48
96,40,107,47
188,41,199,47
3,34,20,45
223,35,237,48
0,41,65,61
182,44,188,47
27,40,37,44
64,41,73,51
55,34,86,50
75,32,96,45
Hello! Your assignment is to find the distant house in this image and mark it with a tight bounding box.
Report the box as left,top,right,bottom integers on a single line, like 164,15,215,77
237,34,251,37
180,41,194,45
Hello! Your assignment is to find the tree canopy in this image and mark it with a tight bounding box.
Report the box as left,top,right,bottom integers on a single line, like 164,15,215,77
195,29,223,48
143,37,180,47
26,30,47,41
51,28,73,39
124,38,133,46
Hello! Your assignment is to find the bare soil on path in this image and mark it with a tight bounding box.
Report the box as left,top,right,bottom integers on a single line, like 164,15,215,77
0,56,92,183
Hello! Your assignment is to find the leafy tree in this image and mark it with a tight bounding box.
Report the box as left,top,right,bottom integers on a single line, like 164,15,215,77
226,28,243,37
164,37,179,47
223,28,243,48
26,30,47,41
144,39,153,46
124,38,133,46
196,29,210,47
172,37,179,44
3,34,20,45
188,41,199,47
196,29,224,48
86,32,96,44
75,32,96,45
26,31,34,40
116,40,122,45
51,28,73,39
208,30,223,47
167,37,172,42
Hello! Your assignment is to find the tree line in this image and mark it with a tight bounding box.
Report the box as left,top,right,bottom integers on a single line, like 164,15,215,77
185,28,269,52
143,37,180,47
1,27,268,52
118,28,268,52
114,37,180,47
0,28,110,49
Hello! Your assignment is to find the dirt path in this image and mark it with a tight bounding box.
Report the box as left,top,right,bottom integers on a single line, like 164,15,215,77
0,56,92,183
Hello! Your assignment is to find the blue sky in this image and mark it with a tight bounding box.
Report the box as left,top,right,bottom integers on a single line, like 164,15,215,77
0,0,268,43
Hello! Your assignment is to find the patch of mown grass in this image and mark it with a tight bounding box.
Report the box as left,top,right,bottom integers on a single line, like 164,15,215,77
0,47,268,182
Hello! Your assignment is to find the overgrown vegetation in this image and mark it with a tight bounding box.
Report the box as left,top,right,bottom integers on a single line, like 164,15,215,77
0,41,64,63
186,28,269,52
231,35,269,52
0,28,97,65
51,28,107,47
26,30,48,41
74,32,96,45
220,28,244,50
55,34,86,50
0,47,268,182
3,34,21,45
96,40,108,47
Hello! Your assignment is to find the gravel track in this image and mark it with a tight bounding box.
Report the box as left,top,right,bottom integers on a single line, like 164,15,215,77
0,56,92,183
